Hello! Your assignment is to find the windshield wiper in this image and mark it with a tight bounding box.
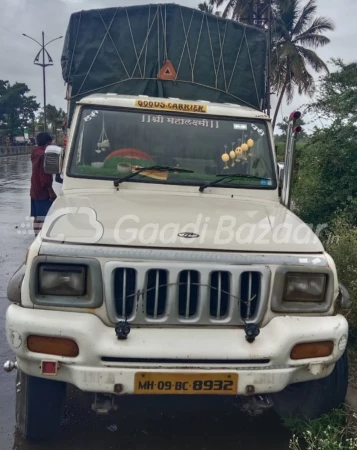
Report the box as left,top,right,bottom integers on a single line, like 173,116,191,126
114,165,194,187
199,173,271,192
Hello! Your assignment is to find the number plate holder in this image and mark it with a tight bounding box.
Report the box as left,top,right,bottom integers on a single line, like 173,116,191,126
134,372,238,395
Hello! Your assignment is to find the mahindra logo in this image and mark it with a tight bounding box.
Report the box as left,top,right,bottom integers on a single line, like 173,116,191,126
177,232,200,239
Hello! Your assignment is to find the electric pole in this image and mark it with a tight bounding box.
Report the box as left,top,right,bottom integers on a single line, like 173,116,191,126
23,32,63,132
266,0,272,117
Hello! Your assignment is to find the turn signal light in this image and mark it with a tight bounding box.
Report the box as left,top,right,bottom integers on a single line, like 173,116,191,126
291,341,334,360
27,336,79,357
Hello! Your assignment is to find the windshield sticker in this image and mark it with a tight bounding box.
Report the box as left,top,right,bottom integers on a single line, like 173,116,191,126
260,179,272,186
233,124,247,130
141,114,219,128
135,100,207,113
83,110,98,122
251,124,265,136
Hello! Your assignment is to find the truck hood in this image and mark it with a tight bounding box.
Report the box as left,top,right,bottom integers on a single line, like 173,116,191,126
42,190,324,253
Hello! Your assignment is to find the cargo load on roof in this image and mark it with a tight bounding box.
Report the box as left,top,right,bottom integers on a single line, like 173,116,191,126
61,3,267,122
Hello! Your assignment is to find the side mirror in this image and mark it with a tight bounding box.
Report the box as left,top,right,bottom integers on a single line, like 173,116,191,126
277,162,285,186
44,145,64,175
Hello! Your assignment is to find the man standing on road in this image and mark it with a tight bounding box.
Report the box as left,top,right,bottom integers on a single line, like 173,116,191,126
30,132,57,235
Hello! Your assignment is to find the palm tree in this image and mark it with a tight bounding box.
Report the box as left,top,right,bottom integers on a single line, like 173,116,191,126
198,1,221,15
271,0,334,128
45,105,66,135
213,0,270,27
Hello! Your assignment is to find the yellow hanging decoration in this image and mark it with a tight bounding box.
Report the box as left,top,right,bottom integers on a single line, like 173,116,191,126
230,142,236,167
221,145,229,169
241,143,248,161
229,150,236,167
235,146,242,163
247,138,254,148
221,153,229,169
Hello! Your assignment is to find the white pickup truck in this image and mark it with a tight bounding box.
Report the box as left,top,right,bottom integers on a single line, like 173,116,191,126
5,94,350,440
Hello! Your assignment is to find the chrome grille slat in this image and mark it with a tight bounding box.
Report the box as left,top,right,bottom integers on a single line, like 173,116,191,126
153,270,159,319
246,272,252,319
122,269,127,318
146,269,167,319
185,271,191,319
199,271,211,322
113,268,136,319
241,271,261,321
216,272,222,319
210,271,230,320
104,262,270,326
178,270,199,320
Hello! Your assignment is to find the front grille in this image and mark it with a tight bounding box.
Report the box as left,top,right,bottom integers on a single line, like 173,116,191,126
146,269,167,318
178,270,200,318
113,268,136,319
106,263,270,325
210,271,230,319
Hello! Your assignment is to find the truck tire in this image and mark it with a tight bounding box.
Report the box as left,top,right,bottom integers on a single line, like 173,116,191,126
16,369,66,440
272,351,348,420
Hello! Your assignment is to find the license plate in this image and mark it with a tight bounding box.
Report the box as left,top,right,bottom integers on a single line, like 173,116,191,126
134,372,238,395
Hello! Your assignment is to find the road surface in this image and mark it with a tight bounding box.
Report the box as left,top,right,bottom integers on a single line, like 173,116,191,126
0,155,291,450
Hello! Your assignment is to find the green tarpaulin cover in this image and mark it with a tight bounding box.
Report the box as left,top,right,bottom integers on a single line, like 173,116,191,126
61,4,267,121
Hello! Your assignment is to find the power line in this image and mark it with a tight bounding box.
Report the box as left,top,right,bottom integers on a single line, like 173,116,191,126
0,23,23,39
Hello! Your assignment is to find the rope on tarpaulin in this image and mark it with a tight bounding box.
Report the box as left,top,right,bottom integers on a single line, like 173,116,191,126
126,8,143,79
69,77,258,110
98,10,130,79
130,7,159,79
65,10,82,85
176,7,195,81
77,7,120,96
215,17,228,91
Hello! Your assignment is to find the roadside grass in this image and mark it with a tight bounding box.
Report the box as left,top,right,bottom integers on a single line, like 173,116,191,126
348,342,357,390
283,339,357,450
285,408,357,450
284,345,357,449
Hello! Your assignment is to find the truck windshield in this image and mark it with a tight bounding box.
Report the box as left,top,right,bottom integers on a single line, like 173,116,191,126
69,107,276,189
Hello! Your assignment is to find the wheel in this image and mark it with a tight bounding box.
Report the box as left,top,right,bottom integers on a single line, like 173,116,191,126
16,369,66,440
272,351,348,420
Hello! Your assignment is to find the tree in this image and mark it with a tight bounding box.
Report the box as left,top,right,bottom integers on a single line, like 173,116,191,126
275,116,308,140
198,1,221,15
213,0,270,26
271,0,334,128
293,62,357,226
45,104,66,135
312,59,357,124
0,80,40,138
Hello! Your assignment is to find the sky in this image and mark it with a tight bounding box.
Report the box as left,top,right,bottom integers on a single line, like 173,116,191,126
0,0,356,129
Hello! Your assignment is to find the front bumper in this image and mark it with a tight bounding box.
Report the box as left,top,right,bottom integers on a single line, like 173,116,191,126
6,305,348,395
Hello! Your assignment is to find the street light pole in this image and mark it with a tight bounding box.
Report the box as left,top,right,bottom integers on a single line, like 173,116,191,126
42,32,47,133
23,32,63,132
266,0,272,117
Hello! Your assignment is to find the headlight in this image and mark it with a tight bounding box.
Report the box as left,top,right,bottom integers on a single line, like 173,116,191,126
38,264,86,296
283,273,327,302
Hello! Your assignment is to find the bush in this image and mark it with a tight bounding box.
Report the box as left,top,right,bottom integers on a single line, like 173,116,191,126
325,216,357,332
286,408,357,450
293,124,357,226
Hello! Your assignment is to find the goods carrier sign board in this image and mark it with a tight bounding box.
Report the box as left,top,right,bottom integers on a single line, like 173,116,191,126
135,100,207,113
